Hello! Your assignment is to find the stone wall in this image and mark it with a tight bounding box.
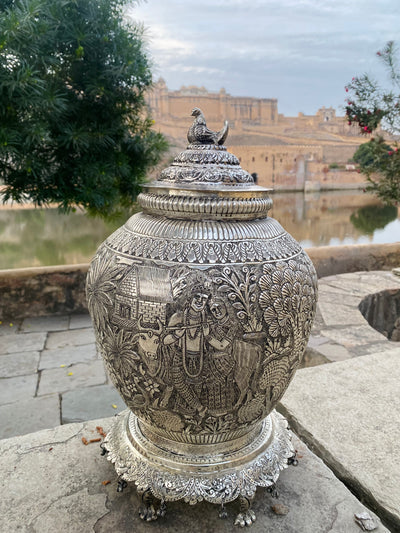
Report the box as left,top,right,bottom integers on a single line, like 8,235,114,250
322,144,361,164
307,243,400,279
232,146,366,190
1,244,399,320
306,161,367,191
233,145,323,190
0,264,88,321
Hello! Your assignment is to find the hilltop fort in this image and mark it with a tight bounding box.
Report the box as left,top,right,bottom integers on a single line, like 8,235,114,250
147,79,369,191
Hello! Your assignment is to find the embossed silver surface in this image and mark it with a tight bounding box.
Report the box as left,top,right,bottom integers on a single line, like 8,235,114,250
104,408,294,503
87,109,318,525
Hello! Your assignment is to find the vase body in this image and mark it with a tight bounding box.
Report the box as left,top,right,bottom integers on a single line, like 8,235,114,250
86,138,318,449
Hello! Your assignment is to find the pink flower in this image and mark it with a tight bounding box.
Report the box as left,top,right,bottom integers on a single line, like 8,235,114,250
388,151,393,155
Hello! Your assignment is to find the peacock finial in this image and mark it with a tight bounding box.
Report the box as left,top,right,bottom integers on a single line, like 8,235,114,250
187,108,229,145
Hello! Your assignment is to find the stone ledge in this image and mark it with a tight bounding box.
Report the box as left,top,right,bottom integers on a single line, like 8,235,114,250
278,347,400,532
307,270,400,364
0,417,389,532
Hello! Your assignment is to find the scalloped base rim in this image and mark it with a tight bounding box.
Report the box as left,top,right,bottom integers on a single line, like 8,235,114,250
103,409,294,505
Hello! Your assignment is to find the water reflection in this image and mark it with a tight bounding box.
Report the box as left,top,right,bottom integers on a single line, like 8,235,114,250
350,205,397,234
269,190,400,249
0,207,133,269
0,190,399,269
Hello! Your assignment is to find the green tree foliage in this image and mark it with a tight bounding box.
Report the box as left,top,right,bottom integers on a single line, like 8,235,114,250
0,0,167,217
345,41,400,205
350,204,397,235
353,138,393,168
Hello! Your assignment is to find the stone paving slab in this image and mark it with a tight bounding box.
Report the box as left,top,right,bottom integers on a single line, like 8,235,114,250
39,343,97,370
320,324,387,348
61,384,126,424
317,286,364,305
0,418,389,533
0,350,39,378
279,347,400,532
0,321,21,336
318,299,368,326
38,360,107,396
301,347,330,368
0,394,60,440
321,271,399,294
314,342,352,362
307,334,330,348
311,271,400,363
0,331,47,355
69,313,93,330
20,315,69,333
348,341,397,357
45,327,96,350
0,374,37,406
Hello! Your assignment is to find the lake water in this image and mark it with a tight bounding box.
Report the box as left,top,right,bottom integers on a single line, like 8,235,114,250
0,190,399,270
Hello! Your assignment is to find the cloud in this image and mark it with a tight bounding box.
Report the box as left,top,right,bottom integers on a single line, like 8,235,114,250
128,0,400,114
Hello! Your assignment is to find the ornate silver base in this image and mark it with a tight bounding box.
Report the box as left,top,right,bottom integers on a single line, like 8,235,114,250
103,409,294,525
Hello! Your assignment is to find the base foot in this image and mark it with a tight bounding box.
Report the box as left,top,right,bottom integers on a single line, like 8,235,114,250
138,489,167,521
219,503,228,519
234,496,256,527
288,450,299,466
267,482,279,498
103,409,294,527
117,478,128,493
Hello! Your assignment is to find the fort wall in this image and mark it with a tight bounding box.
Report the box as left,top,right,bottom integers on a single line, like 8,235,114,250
230,145,365,191
147,81,370,191
322,144,359,163
148,80,278,127
148,80,360,138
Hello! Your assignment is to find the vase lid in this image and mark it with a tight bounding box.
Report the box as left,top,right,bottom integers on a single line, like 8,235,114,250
138,109,272,220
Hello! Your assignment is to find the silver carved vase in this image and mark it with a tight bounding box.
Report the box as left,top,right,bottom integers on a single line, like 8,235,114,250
86,108,318,526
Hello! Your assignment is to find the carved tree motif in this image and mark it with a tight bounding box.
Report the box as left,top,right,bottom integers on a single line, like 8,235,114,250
86,250,125,332
258,257,317,364
213,266,262,333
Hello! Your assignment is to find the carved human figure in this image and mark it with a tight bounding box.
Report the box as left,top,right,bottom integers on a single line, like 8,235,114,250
163,288,211,416
204,298,238,415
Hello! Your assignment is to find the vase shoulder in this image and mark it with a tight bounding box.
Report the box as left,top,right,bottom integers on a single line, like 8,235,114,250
103,213,303,266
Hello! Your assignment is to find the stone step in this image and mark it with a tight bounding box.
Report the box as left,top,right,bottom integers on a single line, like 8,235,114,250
0,417,389,532
279,347,400,532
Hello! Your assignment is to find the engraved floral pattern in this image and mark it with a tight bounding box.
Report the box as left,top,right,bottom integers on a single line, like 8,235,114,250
258,255,317,346
175,149,239,166
105,229,302,264
104,409,295,505
88,253,317,439
159,165,253,184
86,250,125,331
213,266,262,333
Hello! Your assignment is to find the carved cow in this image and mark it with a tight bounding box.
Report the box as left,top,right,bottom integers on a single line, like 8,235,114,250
132,316,174,408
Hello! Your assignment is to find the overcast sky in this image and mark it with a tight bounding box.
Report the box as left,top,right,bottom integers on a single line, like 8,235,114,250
127,0,399,116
